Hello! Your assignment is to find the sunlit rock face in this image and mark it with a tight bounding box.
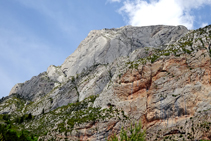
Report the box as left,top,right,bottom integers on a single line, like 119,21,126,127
9,25,188,102
61,25,188,78
3,25,211,140
108,50,211,140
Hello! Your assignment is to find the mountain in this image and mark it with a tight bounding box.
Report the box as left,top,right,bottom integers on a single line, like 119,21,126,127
1,24,211,141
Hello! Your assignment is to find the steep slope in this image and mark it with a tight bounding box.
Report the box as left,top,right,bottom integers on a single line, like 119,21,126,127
1,25,211,141
7,25,188,114
61,25,188,77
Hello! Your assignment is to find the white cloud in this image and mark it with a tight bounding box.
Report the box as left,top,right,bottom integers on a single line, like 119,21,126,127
119,0,211,29
200,22,208,28
108,0,121,2
177,0,211,9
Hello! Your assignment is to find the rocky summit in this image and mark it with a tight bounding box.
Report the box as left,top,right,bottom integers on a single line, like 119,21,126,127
1,24,211,141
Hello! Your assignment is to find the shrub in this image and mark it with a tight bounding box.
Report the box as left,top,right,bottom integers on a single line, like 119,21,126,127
108,121,146,141
71,76,75,83
0,124,35,141
150,55,159,63
164,52,170,56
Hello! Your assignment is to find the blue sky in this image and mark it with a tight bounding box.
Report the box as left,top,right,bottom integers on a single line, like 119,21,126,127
0,0,211,98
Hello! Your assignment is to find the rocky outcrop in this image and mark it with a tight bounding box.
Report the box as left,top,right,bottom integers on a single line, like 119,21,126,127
61,25,188,78
47,65,67,83
9,72,57,101
8,25,188,104
93,25,211,140
2,25,211,141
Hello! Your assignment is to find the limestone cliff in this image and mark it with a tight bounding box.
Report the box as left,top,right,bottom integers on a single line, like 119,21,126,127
61,25,188,78
1,25,211,141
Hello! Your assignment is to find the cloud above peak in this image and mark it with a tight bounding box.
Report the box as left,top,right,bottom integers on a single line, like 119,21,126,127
119,0,211,29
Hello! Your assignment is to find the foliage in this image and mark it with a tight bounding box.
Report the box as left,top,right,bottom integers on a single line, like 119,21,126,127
209,49,211,57
107,121,146,141
0,124,37,141
71,76,75,83
0,111,37,140
2,115,10,121
57,95,128,132
14,113,34,124
182,48,192,54
163,52,170,56
150,54,159,63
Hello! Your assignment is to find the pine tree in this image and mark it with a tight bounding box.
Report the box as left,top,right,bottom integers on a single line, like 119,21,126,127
108,121,146,141
27,113,32,120
0,133,4,141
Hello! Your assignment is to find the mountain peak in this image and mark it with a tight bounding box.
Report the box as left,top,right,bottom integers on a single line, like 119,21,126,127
4,24,211,141
61,25,188,78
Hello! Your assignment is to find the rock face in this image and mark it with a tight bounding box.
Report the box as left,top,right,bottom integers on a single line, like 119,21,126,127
47,65,67,83
9,72,56,101
8,25,188,105
61,25,188,78
2,25,211,141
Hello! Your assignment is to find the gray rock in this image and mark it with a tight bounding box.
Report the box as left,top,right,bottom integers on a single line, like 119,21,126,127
8,25,188,103
61,25,188,78
9,83,23,96
9,72,56,101
8,24,211,141
47,65,67,83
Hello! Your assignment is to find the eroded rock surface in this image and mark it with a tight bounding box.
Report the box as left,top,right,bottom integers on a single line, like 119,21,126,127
61,25,188,78
2,25,211,141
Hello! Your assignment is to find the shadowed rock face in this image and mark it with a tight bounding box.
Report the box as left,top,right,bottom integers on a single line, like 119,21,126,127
61,25,188,78
4,25,211,141
9,72,55,101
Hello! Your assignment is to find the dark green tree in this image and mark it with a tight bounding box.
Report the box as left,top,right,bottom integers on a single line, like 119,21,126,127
5,130,18,141
3,115,10,121
27,113,32,120
108,121,146,141
19,131,27,141
20,116,24,123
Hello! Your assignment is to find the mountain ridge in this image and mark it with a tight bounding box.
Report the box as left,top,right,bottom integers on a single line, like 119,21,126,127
9,25,188,101
1,24,211,140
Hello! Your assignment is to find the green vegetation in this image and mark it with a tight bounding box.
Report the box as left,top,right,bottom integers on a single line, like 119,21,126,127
163,52,170,56
178,40,193,48
108,121,145,141
1,25,211,140
0,95,128,140
14,113,33,124
126,43,192,69
0,124,37,141
71,76,75,82
125,25,211,68
200,121,211,131
56,95,128,132
197,27,206,35
150,54,159,63
0,115,38,141
172,94,178,97
209,49,211,57
0,94,26,113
